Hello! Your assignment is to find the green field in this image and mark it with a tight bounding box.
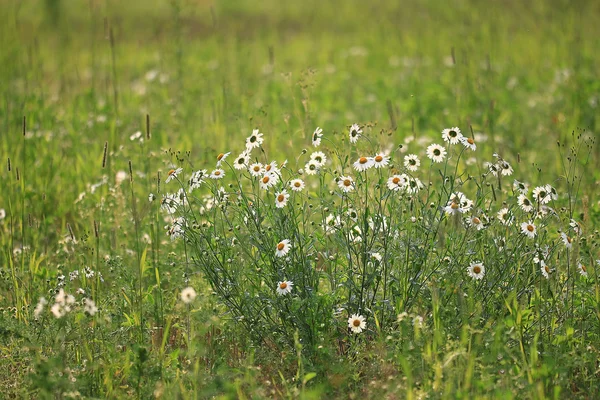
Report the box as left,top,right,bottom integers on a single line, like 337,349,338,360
1,0,600,398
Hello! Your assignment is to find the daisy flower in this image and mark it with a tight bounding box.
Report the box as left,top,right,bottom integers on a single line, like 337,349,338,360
372,153,390,168
546,184,558,200
310,151,327,167
450,192,473,212
246,129,264,150
149,193,156,202
467,261,485,280
467,216,485,230
259,172,278,190
165,167,183,183
353,156,374,172
276,280,294,295
577,262,588,277
324,214,341,235
499,161,513,176
442,127,463,144
249,162,264,177
312,127,323,147
387,174,408,191
233,151,251,170
180,287,197,304
460,136,477,151
496,208,514,226
289,178,305,192
305,159,320,175
216,152,231,166
189,169,208,190
264,160,280,175
541,262,551,279
210,169,225,180
346,208,358,222
275,189,290,208
569,219,583,236
532,186,551,204
486,162,500,177
521,221,536,238
403,154,420,172
444,201,463,215
560,232,573,249
275,239,291,257
338,176,355,193
426,144,446,163
348,314,366,333
406,177,424,194
513,180,529,195
517,194,534,212
349,123,362,144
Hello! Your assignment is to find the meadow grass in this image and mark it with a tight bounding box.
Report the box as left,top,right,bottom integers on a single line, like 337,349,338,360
1,0,599,398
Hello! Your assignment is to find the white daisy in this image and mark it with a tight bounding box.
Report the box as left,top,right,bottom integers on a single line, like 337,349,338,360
499,161,513,176
532,186,551,204
264,160,280,175
521,221,537,238
496,208,514,226
460,136,477,151
210,169,225,180
546,184,558,200
338,176,355,193
442,127,463,144
487,162,500,177
149,193,156,202
310,151,327,167
324,214,341,235
346,208,358,222
406,177,424,194
348,314,366,333
541,262,551,279
426,144,446,163
180,287,197,304
372,153,390,168
259,172,278,190
577,262,588,277
275,189,290,208
289,178,305,192
467,215,485,230
513,180,529,195
353,156,374,172
387,174,408,191
569,219,583,236
188,169,208,190
403,154,420,172
312,127,323,147
444,201,464,215
246,129,264,150
517,194,534,212
233,151,251,170
467,261,485,280
276,280,294,295
349,123,362,144
165,167,183,183
275,239,291,257
216,152,231,167
249,162,264,177
561,232,573,249
305,159,320,175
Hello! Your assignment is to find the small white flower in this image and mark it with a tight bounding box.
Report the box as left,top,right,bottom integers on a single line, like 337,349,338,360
349,124,362,144
426,144,447,163
518,194,534,212
371,252,382,262
561,232,573,249
467,215,485,230
275,189,290,208
532,186,551,204
246,129,264,150
467,261,485,280
34,297,47,319
499,161,513,176
348,314,366,333
149,193,156,202
310,151,327,167
337,176,355,193
248,162,264,177
76,288,85,295
406,177,424,194
165,167,183,183
541,262,551,279
210,169,225,179
259,172,278,190
353,156,374,172
130,131,143,141
216,152,231,166
275,239,291,257
312,127,323,147
444,201,464,215
460,136,477,151
372,153,390,168
570,219,583,236
305,160,320,175
496,208,514,226
513,180,529,195
521,221,537,238
188,169,208,190
276,280,293,295
289,179,305,192
233,151,251,170
577,262,588,277
442,127,463,144
403,154,420,172
0,209,5,220
180,287,197,304
84,298,99,316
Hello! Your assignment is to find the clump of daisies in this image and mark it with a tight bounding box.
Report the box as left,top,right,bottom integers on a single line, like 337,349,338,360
154,122,595,356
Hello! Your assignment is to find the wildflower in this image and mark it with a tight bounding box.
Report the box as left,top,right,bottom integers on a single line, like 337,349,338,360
442,127,463,144
353,156,374,172
167,218,186,241
149,193,156,202
275,189,290,208
312,127,323,147
349,225,362,243
259,172,278,190
499,161,513,176
569,219,583,236
467,261,485,280
560,232,573,249
426,144,446,163
246,129,264,150
188,169,207,190
84,298,98,316
130,131,143,141
233,151,251,170
496,208,514,226
34,297,47,320
349,123,362,144
541,262,551,279
521,221,537,238
160,193,178,214
460,136,477,151
249,162,264,177
517,194,534,212
76,288,85,295
406,177,424,194
403,154,420,172
467,215,485,230
337,176,355,193
216,152,231,166
577,262,588,277
276,280,294,295
305,159,320,175
324,214,341,234
347,208,358,222
532,186,551,204
387,174,407,191
371,252,382,262
348,314,366,333
275,239,291,257
513,180,529,195
310,151,327,167
289,178,305,192
486,162,500,177
51,289,75,318
264,161,280,175
449,192,473,212
444,200,463,215
180,287,197,304
372,153,390,168
210,169,225,180
165,167,183,184
546,184,558,200
0,209,5,220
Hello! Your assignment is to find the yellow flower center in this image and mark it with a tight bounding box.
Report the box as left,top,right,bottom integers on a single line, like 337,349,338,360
262,176,270,184
266,164,272,171
277,194,285,202
168,169,176,176
359,157,368,164
214,171,221,176
451,202,459,209
279,282,287,289
253,166,261,172
294,181,301,187
343,179,351,187
375,155,383,162
472,217,481,224
527,225,534,232
217,153,224,161
467,138,474,145
277,243,285,251
545,265,550,273
353,319,361,327
392,177,400,184
473,266,481,274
